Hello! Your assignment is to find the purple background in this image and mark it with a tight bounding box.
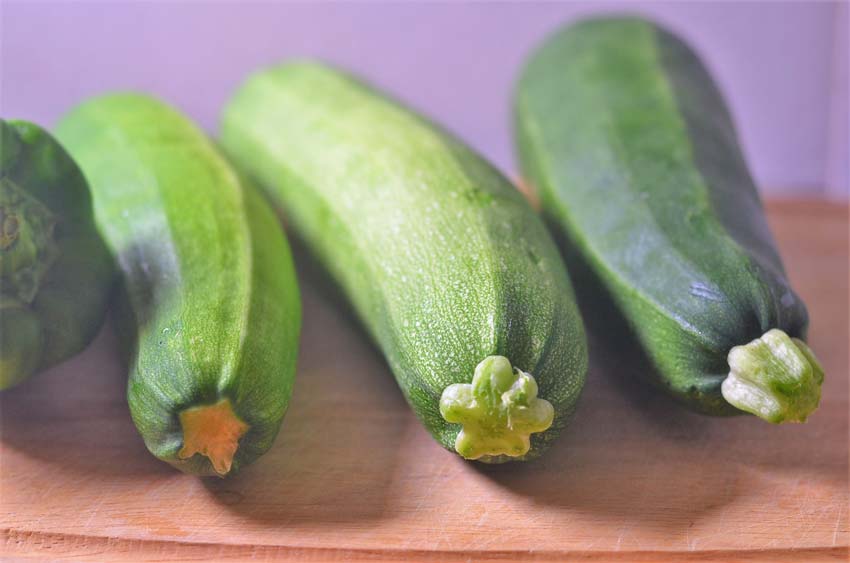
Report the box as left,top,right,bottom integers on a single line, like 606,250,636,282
2,1,847,198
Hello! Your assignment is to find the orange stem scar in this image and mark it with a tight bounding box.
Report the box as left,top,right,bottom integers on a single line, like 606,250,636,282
178,398,249,476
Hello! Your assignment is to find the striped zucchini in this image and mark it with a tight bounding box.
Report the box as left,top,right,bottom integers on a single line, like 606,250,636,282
56,94,301,475
221,62,587,461
515,17,823,423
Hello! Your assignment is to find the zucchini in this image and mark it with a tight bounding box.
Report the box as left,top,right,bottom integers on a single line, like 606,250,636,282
515,16,823,423
0,119,113,389
56,94,301,476
221,62,587,462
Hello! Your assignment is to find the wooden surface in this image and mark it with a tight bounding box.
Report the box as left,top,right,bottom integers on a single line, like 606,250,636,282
1,200,848,562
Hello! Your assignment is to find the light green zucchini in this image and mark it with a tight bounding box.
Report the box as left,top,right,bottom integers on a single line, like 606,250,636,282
56,94,301,476
1,119,113,389
221,62,587,462
515,16,823,423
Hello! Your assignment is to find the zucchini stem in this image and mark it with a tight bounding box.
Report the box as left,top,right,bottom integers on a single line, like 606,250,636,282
0,177,58,304
722,329,824,423
178,398,249,476
440,356,554,460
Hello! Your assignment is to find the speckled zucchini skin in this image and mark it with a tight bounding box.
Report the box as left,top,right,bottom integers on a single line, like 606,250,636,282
221,62,587,461
56,95,301,475
0,120,114,389
514,17,810,415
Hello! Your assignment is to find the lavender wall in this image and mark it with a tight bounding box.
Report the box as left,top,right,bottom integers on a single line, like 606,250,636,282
1,1,846,198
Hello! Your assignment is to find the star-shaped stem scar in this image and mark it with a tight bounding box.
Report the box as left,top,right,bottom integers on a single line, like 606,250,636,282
439,356,554,460
721,328,824,424
178,398,249,476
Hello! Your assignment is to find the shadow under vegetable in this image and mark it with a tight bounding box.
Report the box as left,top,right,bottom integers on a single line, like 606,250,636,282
203,246,408,524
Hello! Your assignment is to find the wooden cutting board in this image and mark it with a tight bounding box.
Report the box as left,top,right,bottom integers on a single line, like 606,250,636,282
1,200,847,562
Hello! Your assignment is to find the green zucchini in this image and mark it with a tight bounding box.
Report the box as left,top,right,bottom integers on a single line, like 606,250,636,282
56,94,301,476
221,62,587,462
514,16,823,423
1,119,113,389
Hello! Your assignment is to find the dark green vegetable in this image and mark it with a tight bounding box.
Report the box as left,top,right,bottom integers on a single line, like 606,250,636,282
56,94,301,476
514,16,823,423
221,62,587,462
0,119,113,389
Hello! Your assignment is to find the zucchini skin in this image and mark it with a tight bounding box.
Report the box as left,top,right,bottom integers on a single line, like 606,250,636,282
221,62,587,461
56,95,301,476
515,17,811,416
0,119,113,389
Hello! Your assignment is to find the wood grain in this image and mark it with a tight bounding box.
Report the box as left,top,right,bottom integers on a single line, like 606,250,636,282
1,199,847,562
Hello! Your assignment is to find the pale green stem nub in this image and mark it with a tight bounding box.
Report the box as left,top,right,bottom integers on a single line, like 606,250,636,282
722,329,824,424
0,177,58,305
439,355,554,460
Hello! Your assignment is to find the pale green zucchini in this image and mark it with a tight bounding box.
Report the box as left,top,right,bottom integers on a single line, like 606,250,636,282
221,62,588,462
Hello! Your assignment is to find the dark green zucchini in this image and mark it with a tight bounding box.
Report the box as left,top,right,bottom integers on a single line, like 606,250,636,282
56,94,301,475
1,119,113,389
221,62,587,461
515,16,823,423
